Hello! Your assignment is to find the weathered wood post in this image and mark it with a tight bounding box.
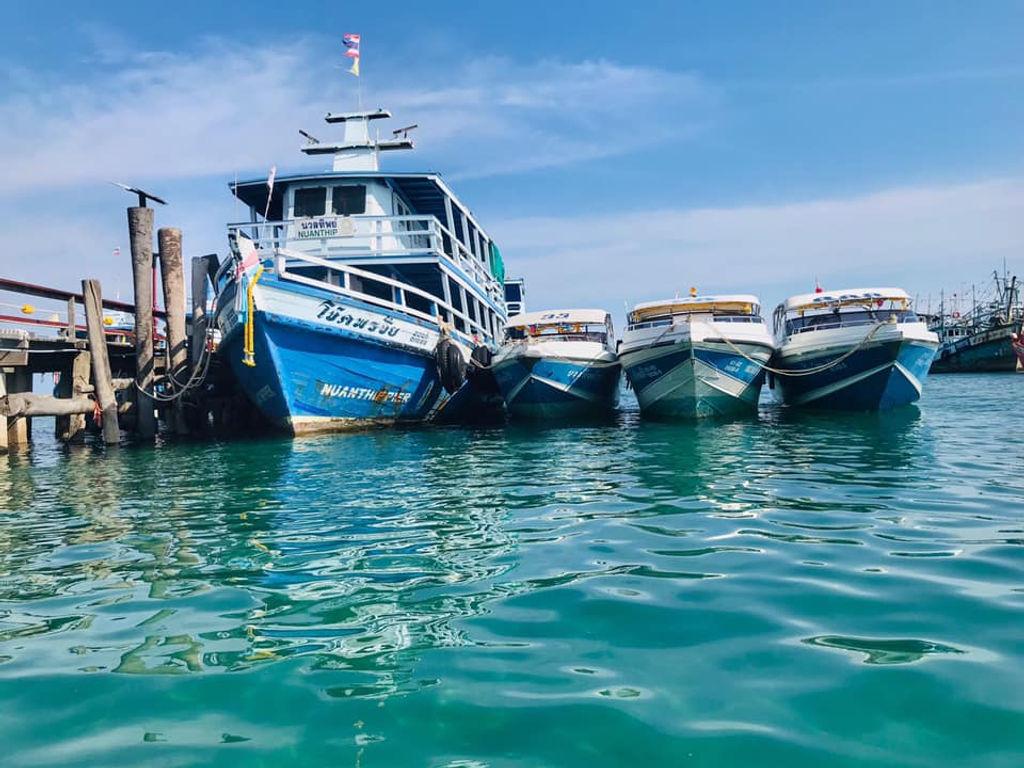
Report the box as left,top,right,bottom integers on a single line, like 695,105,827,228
5,365,32,448
128,206,156,438
158,227,188,435
190,255,215,372
65,297,76,339
0,371,7,454
54,350,91,442
83,279,120,445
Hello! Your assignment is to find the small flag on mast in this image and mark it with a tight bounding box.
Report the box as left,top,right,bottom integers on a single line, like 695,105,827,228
343,33,360,77
263,165,277,220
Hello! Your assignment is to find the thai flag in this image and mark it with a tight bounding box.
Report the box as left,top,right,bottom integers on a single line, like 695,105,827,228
343,33,361,76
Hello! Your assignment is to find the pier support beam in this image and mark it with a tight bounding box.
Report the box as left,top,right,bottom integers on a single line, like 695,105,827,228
190,255,217,372
83,279,121,445
0,371,6,454
128,206,156,438
5,367,32,448
54,351,91,442
158,227,188,435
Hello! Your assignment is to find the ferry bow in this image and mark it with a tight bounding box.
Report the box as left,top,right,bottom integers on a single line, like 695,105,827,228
214,108,509,434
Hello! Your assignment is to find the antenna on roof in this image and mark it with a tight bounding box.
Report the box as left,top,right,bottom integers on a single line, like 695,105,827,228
392,124,418,139
110,182,167,207
299,129,321,144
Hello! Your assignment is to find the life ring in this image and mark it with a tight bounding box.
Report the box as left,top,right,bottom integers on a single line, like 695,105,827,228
435,338,467,394
952,311,960,318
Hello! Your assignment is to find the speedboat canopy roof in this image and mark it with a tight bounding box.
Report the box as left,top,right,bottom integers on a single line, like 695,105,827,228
630,295,761,321
781,287,910,313
507,309,610,328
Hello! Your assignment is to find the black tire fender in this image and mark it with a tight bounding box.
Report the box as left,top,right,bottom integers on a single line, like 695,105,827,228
436,338,467,394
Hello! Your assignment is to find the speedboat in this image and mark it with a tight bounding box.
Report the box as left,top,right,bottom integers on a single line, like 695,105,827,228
491,309,620,419
212,105,508,434
768,287,939,410
619,293,774,418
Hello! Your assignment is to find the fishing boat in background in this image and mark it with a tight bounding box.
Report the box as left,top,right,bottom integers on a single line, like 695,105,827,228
768,287,938,410
619,292,774,418
213,106,508,434
491,309,620,419
928,272,1022,373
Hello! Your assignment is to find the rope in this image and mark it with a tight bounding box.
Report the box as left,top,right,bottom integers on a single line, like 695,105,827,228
135,321,217,403
242,266,265,368
716,320,891,377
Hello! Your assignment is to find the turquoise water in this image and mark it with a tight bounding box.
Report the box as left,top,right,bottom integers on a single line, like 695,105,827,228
1,374,1023,767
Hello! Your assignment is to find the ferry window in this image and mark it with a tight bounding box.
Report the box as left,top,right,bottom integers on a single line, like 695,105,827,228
505,283,522,302
405,291,434,316
332,185,366,216
293,187,326,217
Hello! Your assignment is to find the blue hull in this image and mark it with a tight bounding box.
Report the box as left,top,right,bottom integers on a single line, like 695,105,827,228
221,308,443,434
770,339,936,410
493,356,621,419
622,342,768,419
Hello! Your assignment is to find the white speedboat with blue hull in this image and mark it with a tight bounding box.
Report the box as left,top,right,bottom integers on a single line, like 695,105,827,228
768,288,939,410
492,309,620,419
620,294,774,418
214,106,508,434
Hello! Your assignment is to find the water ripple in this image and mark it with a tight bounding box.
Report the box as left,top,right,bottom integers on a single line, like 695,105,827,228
1,376,1023,766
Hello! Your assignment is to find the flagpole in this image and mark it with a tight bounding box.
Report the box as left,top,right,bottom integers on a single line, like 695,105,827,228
356,38,363,110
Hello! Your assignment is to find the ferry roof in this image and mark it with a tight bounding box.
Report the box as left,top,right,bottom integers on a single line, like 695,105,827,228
229,171,491,239
782,287,910,312
632,294,760,312
507,309,609,327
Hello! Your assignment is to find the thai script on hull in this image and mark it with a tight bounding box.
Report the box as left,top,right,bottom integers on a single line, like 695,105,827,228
316,299,401,338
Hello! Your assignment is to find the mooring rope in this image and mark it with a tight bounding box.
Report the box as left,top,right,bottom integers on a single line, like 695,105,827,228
715,320,891,377
136,320,217,403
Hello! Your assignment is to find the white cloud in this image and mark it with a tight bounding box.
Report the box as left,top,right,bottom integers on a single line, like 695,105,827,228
490,177,1024,313
0,41,712,194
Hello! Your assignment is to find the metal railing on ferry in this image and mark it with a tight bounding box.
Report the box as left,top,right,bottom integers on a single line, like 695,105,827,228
270,249,499,345
226,215,501,303
627,314,764,332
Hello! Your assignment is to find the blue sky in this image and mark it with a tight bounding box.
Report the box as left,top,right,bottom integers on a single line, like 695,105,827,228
2,1,1024,315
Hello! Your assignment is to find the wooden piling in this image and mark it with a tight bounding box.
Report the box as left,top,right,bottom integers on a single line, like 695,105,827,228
0,371,7,454
190,255,214,372
158,227,188,435
65,297,76,339
82,279,120,445
5,367,32,447
54,350,91,442
128,206,156,438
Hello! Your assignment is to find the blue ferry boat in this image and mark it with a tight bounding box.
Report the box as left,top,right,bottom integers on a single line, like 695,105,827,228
213,107,508,434
768,287,939,410
491,309,620,419
619,294,775,418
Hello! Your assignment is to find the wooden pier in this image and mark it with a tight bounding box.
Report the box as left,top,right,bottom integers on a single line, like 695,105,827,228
0,208,265,456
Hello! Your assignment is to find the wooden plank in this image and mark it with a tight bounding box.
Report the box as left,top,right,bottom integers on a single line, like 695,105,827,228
0,276,166,318
0,350,28,366
5,393,94,418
